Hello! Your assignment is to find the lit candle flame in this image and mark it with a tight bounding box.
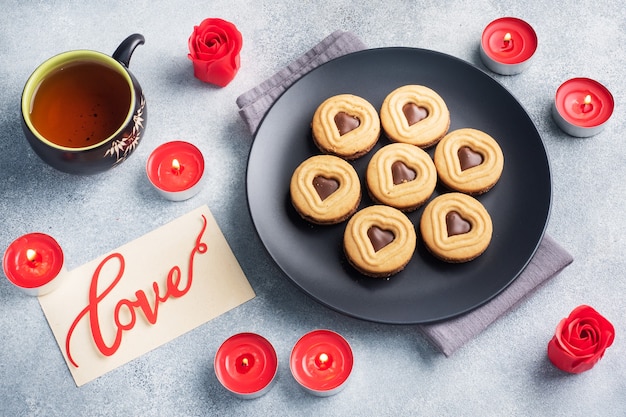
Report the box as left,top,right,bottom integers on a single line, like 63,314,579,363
26,249,37,263
584,95,592,105
171,158,181,174
503,32,512,43
315,352,332,370
241,357,249,367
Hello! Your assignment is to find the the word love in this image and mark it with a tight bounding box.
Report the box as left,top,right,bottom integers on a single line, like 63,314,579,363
65,215,208,368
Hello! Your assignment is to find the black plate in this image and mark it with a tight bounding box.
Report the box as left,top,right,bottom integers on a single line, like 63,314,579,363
246,47,551,324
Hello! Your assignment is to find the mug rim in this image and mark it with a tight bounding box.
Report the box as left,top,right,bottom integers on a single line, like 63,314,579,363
21,50,136,152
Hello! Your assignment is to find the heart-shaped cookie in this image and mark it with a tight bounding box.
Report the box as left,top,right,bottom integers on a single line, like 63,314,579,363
343,205,416,277
380,85,450,148
312,94,381,159
366,143,437,211
420,192,493,263
434,128,504,195
290,155,361,225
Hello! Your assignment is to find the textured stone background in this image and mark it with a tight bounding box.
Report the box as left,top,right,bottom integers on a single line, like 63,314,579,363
1,1,624,415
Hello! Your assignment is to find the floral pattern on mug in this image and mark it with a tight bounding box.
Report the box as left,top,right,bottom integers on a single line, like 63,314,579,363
105,95,146,164
547,305,615,374
188,18,243,87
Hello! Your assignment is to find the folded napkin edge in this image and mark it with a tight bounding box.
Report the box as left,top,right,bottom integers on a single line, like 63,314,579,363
236,30,354,108
418,234,573,356
236,30,367,134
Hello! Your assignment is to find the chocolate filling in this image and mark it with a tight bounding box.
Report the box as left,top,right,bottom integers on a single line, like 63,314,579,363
457,146,484,171
334,112,360,135
446,211,471,237
402,103,428,126
367,226,395,252
312,175,339,201
391,161,417,185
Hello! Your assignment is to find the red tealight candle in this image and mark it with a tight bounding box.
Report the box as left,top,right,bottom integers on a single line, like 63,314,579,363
214,333,278,399
146,141,205,201
290,329,353,396
480,17,538,75
552,77,614,137
3,233,66,296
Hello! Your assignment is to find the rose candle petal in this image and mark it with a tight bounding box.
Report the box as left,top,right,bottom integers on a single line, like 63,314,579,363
187,18,243,87
3,233,66,296
547,305,615,373
552,78,614,137
480,17,538,75
290,329,353,396
214,333,278,399
146,141,205,201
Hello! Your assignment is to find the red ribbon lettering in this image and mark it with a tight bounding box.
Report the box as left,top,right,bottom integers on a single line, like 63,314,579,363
65,215,208,368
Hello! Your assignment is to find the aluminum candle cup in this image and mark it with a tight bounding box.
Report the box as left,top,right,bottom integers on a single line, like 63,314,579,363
146,141,205,201
214,333,278,399
552,78,614,137
3,233,67,296
290,329,354,396
480,17,538,75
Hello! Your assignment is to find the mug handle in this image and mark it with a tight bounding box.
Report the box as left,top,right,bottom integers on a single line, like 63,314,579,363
112,33,145,67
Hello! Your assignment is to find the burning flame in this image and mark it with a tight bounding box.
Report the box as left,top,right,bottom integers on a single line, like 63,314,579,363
171,158,181,173
26,249,37,262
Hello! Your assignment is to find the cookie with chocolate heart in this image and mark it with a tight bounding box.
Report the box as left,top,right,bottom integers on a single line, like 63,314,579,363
290,155,361,225
343,205,416,277
434,128,504,195
366,143,437,212
419,192,493,263
380,85,450,148
311,94,381,159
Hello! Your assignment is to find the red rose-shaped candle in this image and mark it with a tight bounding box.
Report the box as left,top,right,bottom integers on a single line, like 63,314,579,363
547,305,615,374
188,18,243,87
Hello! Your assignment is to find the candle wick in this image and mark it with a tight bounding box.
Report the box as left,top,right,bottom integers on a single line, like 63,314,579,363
582,94,593,113
236,355,254,374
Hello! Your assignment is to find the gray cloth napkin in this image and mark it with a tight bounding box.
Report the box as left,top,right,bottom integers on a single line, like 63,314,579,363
419,234,572,356
236,30,366,134
236,31,574,356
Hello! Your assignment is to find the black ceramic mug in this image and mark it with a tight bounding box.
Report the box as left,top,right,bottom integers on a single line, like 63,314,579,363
21,34,147,175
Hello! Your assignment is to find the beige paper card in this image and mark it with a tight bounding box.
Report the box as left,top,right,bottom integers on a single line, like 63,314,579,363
38,205,255,386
